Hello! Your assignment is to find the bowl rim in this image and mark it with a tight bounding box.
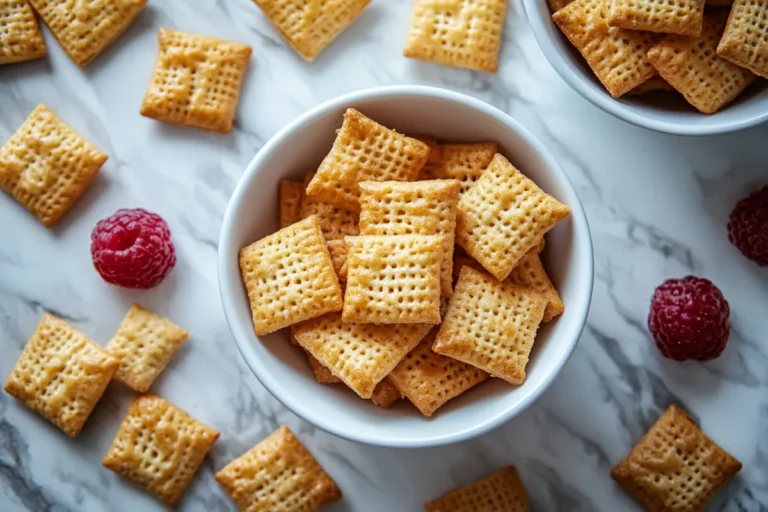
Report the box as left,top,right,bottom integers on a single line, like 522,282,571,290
218,85,595,447
522,0,768,136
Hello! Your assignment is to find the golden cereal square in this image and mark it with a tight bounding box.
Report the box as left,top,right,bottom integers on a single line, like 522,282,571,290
611,404,742,512
507,253,564,322
0,0,46,65
28,0,146,67
717,0,768,79
293,313,431,398
359,180,460,297
102,394,219,507
305,108,430,211
0,104,107,227
389,328,488,417
4,314,118,438
648,13,756,114
279,179,304,228
455,154,570,281
404,0,508,72
239,216,343,335
215,425,341,512
325,239,348,279
300,172,359,241
418,143,499,196
140,28,252,133
105,304,189,393
553,0,657,97
433,267,546,385
370,378,402,408
254,0,371,61
425,467,531,512
342,235,443,324
607,0,704,36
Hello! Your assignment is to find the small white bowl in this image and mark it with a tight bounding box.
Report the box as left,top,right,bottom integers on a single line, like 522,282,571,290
524,0,768,135
218,86,594,447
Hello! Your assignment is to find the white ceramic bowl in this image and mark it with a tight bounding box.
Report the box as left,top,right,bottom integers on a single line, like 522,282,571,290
218,86,594,447
524,0,768,135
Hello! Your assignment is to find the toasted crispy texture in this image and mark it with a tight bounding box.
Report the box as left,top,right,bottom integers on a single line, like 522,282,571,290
607,0,704,36
611,404,742,512
717,0,768,79
140,28,252,133
410,134,442,164
306,108,429,211
28,0,145,66
254,0,371,61
389,328,488,417
0,104,107,227
103,395,219,507
343,235,443,324
370,378,402,408
215,425,341,512
628,76,675,95
105,304,189,393
0,0,46,64
4,314,117,438
418,143,499,196
548,0,574,11
325,239,348,280
453,242,543,284
648,13,756,114
239,216,343,335
425,467,531,512
456,154,570,281
293,313,431,398
404,0,508,72
553,0,657,97
300,172,359,241
507,254,564,322
433,267,546,385
279,180,304,228
359,180,460,297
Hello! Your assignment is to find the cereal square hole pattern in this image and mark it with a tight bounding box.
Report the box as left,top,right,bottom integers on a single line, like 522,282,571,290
4,314,118,438
418,142,499,196
607,0,705,36
425,466,531,512
717,0,768,79
0,0,47,65
300,172,360,242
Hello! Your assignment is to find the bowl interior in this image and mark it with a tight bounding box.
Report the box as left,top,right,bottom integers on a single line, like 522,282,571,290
219,88,593,446
525,0,768,134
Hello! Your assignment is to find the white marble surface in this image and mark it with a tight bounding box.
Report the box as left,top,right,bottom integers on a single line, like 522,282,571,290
1,0,767,510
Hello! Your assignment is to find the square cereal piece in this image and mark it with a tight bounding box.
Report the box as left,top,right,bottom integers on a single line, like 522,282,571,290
433,267,546,385
300,172,359,242
293,313,431,398
418,143,499,196
649,13,756,114
239,216,343,335
215,425,341,512
455,154,570,281
279,179,303,228
607,0,704,36
359,180,460,297
343,235,443,324
305,108,430,212
28,0,146,67
105,304,189,393
389,328,488,417
553,0,657,97
403,0,508,72
611,404,742,512
370,377,402,408
0,0,47,65
325,239,348,279
140,28,252,133
507,253,564,322
0,104,107,227
103,394,219,507
717,0,768,79
254,0,371,61
4,314,118,438
425,467,531,512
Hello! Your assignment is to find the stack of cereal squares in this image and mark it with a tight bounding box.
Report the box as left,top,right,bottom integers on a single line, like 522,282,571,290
551,0,768,113
239,107,571,417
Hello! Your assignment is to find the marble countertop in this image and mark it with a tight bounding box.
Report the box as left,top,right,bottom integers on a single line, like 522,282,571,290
2,0,767,510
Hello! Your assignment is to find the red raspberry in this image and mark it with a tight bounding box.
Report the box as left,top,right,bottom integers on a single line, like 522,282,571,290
648,276,730,361
728,185,768,267
91,208,176,289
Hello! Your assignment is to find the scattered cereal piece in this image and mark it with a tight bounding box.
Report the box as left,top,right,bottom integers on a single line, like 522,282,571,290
0,0,46,65
717,0,768,79
425,466,531,511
